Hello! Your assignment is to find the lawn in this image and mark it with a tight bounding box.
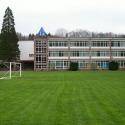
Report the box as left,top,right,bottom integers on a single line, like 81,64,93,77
0,71,125,125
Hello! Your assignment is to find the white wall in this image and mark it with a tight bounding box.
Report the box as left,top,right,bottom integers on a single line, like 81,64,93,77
18,41,34,61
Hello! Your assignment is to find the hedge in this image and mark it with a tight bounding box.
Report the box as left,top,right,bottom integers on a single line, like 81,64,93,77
69,62,78,71
109,61,119,70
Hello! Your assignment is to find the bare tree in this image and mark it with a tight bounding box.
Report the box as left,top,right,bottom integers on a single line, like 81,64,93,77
68,29,91,37
55,28,68,37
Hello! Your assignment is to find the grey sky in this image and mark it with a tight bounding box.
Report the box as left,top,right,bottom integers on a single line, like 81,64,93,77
0,0,125,35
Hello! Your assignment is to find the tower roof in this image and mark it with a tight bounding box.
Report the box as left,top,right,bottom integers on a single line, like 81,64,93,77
37,27,47,36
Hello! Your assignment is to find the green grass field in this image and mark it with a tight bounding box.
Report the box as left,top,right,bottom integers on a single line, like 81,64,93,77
0,71,125,125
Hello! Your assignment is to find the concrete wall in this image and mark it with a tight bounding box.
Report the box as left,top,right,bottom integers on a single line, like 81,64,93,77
18,41,34,61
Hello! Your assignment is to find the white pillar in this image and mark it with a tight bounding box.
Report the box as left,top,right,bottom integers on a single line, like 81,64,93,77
9,62,12,79
20,63,22,77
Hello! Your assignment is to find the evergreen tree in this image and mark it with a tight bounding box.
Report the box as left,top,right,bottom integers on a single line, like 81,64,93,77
28,33,35,40
0,7,19,61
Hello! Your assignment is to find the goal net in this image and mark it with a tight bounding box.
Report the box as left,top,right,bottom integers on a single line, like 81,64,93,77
0,62,22,79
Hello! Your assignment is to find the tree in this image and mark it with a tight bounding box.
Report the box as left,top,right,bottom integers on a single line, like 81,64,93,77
55,28,68,37
17,32,29,41
109,61,119,70
69,62,78,71
48,32,51,36
28,33,35,40
0,7,19,61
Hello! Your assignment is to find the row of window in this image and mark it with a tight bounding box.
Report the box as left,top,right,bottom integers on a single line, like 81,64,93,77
49,61,69,69
70,41,89,47
36,47,47,53
119,61,125,68
111,41,125,47
35,64,47,69
49,41,67,47
70,51,89,57
112,51,125,57
35,41,47,47
79,61,125,69
48,41,125,47
36,55,47,62
49,51,68,57
48,51,125,57
47,60,125,69
91,41,109,47
92,41,125,47
78,61,109,69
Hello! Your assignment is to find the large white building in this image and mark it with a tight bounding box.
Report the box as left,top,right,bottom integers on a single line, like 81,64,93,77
34,37,125,70
18,41,34,69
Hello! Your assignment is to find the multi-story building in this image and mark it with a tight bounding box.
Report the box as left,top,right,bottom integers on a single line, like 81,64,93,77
34,37,125,70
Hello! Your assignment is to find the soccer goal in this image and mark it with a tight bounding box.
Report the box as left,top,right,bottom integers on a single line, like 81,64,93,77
0,61,22,79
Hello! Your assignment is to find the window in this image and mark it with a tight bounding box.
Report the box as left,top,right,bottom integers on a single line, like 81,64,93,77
42,57,46,62
48,41,68,47
70,41,89,47
91,51,109,57
29,54,34,57
119,61,125,68
49,51,68,57
59,51,63,57
49,42,52,46
70,51,89,57
97,51,100,56
36,55,42,62
111,41,125,47
92,41,109,47
56,61,63,68
49,61,69,69
112,51,125,57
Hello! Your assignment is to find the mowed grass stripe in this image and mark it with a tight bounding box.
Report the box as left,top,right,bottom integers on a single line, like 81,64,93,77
14,83,58,125
94,80,125,123
95,78,125,111
0,82,53,124
80,81,101,125
56,81,85,125
0,71,125,125
89,81,123,124
1,81,64,125
25,82,64,125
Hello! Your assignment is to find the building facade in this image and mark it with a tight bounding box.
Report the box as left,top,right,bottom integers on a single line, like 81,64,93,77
34,37,125,70
18,41,34,70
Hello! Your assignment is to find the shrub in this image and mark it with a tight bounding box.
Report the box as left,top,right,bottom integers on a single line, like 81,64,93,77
0,63,4,68
109,61,119,70
69,62,78,71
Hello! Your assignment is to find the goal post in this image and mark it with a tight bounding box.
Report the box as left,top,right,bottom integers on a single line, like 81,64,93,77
0,62,22,79
9,62,22,79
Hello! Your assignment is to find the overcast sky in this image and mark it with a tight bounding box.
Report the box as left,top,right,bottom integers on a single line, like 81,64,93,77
0,0,125,35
